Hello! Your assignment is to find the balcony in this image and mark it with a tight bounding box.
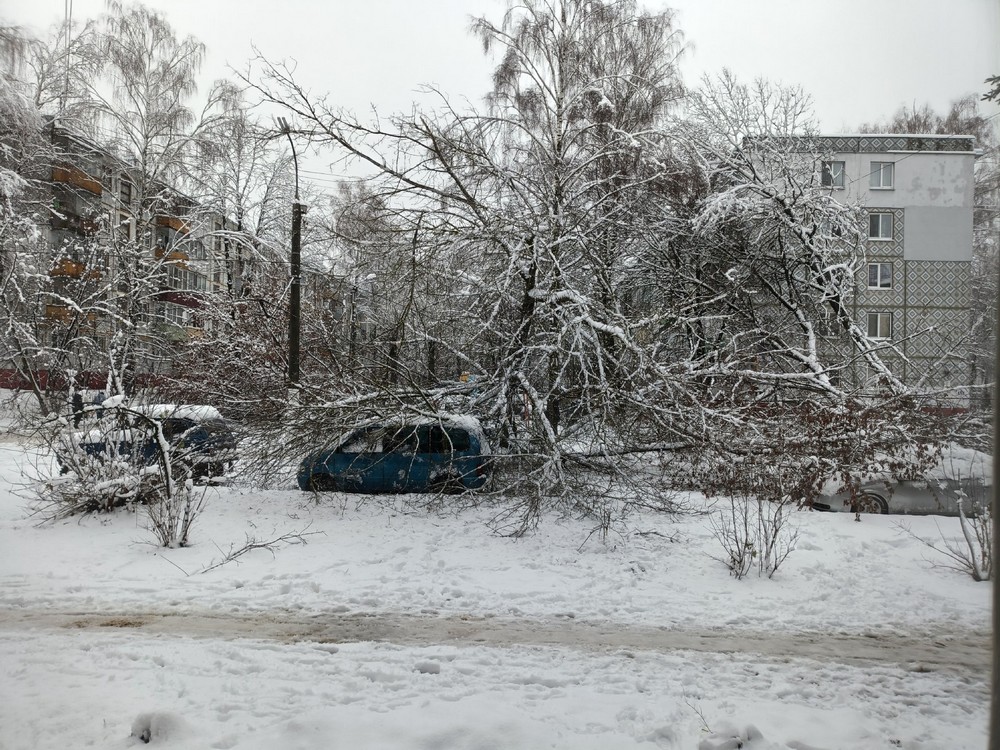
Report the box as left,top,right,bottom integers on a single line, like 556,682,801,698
51,165,103,195
45,304,98,324
50,258,85,278
154,246,190,266
51,212,100,236
149,321,191,343
154,215,189,234
50,258,102,280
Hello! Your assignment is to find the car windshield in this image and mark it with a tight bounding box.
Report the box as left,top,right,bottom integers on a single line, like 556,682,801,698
340,428,385,454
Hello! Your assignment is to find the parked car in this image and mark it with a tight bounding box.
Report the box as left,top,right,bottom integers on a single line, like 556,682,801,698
812,445,991,516
64,404,238,480
298,417,491,493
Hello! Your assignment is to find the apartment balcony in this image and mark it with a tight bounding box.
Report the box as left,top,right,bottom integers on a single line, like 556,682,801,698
44,304,98,324
51,212,100,236
154,246,190,266
148,321,195,343
49,258,103,281
50,258,85,278
154,215,190,234
51,165,103,195
155,290,202,308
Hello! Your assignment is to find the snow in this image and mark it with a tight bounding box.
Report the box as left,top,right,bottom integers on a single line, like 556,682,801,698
0,438,990,749
133,404,226,422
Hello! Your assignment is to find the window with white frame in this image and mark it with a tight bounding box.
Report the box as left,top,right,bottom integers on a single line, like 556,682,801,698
869,161,894,189
160,302,189,326
867,262,892,289
866,311,892,339
116,212,132,243
868,212,893,240
821,160,845,188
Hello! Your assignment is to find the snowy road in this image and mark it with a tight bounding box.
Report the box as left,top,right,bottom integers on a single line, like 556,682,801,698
1,607,989,674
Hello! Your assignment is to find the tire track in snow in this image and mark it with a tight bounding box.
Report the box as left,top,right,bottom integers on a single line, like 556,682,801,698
0,607,988,674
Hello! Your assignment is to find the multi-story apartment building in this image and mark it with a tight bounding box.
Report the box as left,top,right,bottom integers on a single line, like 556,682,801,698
815,134,976,396
43,119,242,378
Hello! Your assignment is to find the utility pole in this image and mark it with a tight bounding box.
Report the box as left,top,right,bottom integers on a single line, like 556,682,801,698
277,117,305,388
992,182,1000,750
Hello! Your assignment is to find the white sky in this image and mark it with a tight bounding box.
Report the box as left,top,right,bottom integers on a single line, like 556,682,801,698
6,0,1000,134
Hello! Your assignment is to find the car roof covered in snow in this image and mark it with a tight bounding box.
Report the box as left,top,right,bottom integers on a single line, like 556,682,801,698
132,404,225,422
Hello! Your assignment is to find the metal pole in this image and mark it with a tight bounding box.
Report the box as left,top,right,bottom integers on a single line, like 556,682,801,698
289,201,302,386
991,237,1000,750
277,117,303,388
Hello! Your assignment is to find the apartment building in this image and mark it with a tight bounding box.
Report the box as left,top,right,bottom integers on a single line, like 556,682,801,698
815,134,976,395
43,119,242,375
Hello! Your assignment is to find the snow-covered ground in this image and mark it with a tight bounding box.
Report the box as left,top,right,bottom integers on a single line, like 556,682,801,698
0,439,990,749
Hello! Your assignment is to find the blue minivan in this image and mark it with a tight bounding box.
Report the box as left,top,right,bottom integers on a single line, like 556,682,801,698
297,418,491,493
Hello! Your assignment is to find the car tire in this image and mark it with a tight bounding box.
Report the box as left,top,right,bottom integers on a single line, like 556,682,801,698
851,492,889,514
308,474,336,492
429,473,464,495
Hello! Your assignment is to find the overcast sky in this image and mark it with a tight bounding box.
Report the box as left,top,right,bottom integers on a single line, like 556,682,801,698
7,0,1000,135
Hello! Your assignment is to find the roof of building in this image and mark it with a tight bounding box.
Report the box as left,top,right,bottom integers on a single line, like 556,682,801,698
793,134,976,154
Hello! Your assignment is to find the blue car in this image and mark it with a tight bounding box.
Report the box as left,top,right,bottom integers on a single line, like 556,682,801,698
298,418,491,493
66,404,237,480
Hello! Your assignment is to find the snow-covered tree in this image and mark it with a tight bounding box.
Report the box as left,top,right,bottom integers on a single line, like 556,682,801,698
671,72,951,501
245,0,700,525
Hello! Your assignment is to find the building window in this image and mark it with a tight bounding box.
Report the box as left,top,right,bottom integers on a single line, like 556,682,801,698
155,226,175,249
116,213,132,243
160,302,189,326
213,221,224,255
188,240,206,260
818,219,843,239
821,160,845,188
867,262,892,289
867,311,893,339
119,179,132,206
868,212,893,240
870,161,894,189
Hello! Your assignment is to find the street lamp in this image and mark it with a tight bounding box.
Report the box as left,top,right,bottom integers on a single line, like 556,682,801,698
277,117,305,387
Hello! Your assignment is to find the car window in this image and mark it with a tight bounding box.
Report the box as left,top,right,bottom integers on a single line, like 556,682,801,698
340,428,384,454
446,428,471,452
421,426,470,453
161,418,195,440
201,419,231,436
386,427,419,454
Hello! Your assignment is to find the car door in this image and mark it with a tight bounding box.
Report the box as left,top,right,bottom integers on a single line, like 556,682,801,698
384,425,423,491
424,425,472,489
332,427,387,492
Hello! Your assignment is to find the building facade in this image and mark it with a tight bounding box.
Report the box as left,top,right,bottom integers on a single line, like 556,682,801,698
42,119,243,379
817,134,976,396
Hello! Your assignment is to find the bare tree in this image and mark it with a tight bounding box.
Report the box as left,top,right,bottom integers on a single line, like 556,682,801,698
241,0,704,528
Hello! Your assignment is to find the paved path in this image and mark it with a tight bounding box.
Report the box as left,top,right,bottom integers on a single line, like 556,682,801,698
0,607,989,674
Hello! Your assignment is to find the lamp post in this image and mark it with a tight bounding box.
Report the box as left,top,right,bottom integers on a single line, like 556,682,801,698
277,117,304,388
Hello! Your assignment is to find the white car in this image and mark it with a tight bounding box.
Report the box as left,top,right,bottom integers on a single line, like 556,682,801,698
813,444,992,516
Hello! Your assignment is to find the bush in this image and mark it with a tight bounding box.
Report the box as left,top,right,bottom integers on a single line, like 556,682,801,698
34,398,206,547
707,466,799,579
903,478,993,582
